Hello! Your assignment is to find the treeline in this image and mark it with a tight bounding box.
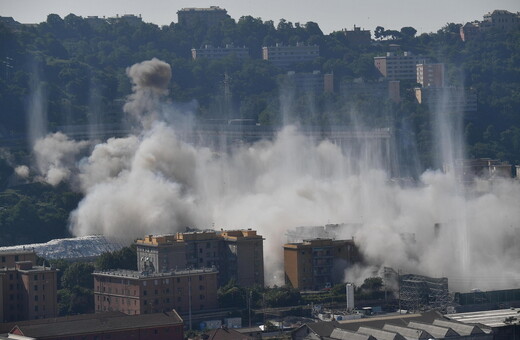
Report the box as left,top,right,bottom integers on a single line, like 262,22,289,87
0,14,519,163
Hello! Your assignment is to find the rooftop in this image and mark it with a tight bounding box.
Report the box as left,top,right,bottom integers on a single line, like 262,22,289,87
448,307,520,328
10,310,182,338
93,266,218,279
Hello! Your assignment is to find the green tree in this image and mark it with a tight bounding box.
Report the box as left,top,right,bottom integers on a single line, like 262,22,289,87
61,262,95,290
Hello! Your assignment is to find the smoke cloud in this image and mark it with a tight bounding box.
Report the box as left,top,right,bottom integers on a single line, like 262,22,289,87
23,58,520,291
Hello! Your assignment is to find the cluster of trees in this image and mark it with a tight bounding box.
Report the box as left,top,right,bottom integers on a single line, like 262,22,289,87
44,245,137,316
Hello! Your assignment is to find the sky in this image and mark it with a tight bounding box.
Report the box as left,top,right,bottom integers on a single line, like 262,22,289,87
2,0,520,34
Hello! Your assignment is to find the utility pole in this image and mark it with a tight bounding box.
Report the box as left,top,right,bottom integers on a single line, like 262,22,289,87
398,269,401,313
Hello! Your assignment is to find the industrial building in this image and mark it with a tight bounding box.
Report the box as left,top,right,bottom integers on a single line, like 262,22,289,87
292,310,493,340
0,250,58,322
93,267,218,315
283,238,360,291
262,43,319,69
135,229,264,287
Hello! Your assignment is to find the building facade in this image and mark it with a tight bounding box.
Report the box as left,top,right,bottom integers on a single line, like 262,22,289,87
93,267,218,315
135,229,264,287
414,86,477,112
0,251,58,322
262,43,319,69
343,25,371,45
416,63,445,88
284,239,360,290
374,52,428,81
481,10,520,31
192,45,249,60
177,6,229,29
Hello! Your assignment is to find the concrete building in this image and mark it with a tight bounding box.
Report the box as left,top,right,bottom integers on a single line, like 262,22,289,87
262,43,319,69
414,86,477,112
93,267,218,315
192,45,249,60
283,238,360,291
374,52,428,81
177,6,230,29
0,250,58,322
135,229,264,287
416,63,445,88
7,310,184,340
343,25,371,45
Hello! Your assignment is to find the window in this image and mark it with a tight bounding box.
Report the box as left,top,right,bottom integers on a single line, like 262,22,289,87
1,256,4,262
143,290,147,296
199,275,203,281
14,255,19,261
34,305,38,312
34,295,38,301
34,274,38,280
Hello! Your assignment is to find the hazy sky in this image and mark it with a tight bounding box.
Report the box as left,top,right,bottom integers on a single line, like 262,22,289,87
1,0,520,34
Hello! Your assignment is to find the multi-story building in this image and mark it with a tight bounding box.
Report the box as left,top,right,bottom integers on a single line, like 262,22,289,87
416,63,445,88
262,43,319,69
106,14,143,26
93,267,218,315
374,52,428,81
343,25,371,45
135,229,264,287
481,10,520,31
192,45,249,60
219,230,264,287
0,250,58,322
283,238,360,291
459,22,480,42
414,86,477,113
444,158,513,182
285,71,325,94
177,6,230,29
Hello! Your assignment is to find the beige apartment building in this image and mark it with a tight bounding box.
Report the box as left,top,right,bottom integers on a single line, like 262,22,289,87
0,250,58,322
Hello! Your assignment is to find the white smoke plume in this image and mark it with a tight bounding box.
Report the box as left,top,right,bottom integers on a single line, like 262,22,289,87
14,165,30,179
25,58,520,291
123,58,172,127
33,132,90,186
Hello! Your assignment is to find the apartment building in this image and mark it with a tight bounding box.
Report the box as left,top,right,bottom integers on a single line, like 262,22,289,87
416,63,445,88
285,71,326,94
283,238,360,291
0,251,58,322
177,6,229,29
374,52,428,81
192,45,249,60
460,22,480,42
262,43,319,69
135,229,264,287
93,267,218,315
414,86,477,112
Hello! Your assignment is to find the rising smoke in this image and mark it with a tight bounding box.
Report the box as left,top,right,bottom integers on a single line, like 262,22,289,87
28,58,520,291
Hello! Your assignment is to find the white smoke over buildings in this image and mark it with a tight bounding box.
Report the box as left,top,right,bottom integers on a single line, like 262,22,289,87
25,58,520,291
